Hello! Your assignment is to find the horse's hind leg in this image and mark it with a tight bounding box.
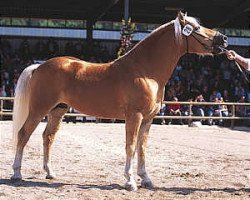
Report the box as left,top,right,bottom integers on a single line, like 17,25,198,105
43,103,68,179
11,115,43,180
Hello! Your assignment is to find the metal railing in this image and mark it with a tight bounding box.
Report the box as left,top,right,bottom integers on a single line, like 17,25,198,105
1,97,250,127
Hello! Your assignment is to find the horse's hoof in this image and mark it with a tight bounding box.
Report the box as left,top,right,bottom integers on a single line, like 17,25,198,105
141,179,154,189
10,175,22,182
46,174,56,179
125,181,138,191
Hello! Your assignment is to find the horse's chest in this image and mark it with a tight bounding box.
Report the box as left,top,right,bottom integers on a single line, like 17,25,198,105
140,79,163,115
147,80,159,101
143,79,164,103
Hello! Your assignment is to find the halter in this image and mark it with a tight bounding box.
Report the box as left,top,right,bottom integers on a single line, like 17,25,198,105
182,22,250,83
191,32,214,51
181,23,214,53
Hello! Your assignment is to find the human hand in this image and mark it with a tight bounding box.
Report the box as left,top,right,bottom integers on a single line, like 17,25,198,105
226,50,237,60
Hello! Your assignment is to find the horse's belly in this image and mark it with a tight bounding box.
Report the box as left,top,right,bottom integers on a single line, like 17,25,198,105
72,102,125,119
79,103,124,119
64,89,125,119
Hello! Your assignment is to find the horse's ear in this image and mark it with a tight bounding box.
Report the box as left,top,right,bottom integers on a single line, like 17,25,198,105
177,11,186,25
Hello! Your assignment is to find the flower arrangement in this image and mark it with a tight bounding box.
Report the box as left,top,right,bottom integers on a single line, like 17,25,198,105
117,18,135,58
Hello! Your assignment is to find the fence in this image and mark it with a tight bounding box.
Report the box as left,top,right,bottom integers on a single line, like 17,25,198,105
1,97,250,127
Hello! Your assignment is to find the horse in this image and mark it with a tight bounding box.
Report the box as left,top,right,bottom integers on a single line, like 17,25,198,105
11,11,228,191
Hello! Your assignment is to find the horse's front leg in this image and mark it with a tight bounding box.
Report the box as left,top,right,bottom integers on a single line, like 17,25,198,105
137,119,154,189
124,112,143,191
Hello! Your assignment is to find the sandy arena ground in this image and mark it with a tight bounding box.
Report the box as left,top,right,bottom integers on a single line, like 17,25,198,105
1,121,250,199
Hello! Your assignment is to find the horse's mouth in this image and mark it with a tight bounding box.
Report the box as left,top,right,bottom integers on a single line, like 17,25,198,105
212,32,228,54
212,42,228,54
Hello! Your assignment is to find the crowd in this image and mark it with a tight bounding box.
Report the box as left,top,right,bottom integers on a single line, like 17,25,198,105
160,52,250,126
1,38,250,125
0,38,115,97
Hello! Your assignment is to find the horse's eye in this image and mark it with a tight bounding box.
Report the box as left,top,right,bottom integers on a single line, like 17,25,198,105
195,26,200,31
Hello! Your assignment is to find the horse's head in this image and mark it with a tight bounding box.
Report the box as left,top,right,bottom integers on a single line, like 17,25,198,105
176,11,228,54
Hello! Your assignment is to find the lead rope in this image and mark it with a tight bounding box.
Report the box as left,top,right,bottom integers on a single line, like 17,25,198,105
234,61,250,83
219,47,250,83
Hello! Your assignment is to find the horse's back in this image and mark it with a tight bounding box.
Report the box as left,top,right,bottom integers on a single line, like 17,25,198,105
29,56,161,119
28,56,127,119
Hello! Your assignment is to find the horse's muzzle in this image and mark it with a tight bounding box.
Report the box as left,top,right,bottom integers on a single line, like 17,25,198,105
212,32,228,53
213,32,228,47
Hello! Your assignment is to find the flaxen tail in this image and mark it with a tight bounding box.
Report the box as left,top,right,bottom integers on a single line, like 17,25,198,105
12,64,40,147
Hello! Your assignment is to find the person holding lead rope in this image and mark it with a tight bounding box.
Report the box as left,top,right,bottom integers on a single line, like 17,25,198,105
226,50,250,72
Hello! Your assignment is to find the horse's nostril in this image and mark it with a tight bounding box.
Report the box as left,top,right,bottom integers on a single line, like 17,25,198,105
213,33,228,47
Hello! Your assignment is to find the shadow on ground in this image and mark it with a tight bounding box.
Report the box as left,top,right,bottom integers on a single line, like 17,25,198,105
1,178,249,195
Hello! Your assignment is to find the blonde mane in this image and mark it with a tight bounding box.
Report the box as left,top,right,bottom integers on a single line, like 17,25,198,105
118,14,200,59
144,14,200,46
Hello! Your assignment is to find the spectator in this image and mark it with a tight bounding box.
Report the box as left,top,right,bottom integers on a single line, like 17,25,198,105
167,97,183,125
19,39,31,62
201,85,210,101
236,95,247,117
221,61,232,90
0,86,7,97
206,104,215,126
209,90,217,102
222,89,231,102
0,38,249,127
193,94,205,118
46,39,59,58
182,97,193,126
159,104,167,125
246,88,250,102
192,94,214,125
213,97,229,125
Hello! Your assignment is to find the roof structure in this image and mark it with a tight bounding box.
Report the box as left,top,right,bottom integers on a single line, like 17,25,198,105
0,0,249,29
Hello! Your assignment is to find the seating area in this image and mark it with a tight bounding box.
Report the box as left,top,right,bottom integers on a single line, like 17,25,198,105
1,38,250,126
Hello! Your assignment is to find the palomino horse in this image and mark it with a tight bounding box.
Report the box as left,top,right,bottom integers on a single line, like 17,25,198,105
11,12,228,191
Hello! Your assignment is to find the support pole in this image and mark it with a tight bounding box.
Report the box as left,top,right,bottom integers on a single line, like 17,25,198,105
230,105,235,129
124,0,129,24
86,20,93,44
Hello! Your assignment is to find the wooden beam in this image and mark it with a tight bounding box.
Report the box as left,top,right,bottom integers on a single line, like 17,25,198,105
87,0,120,24
217,0,250,27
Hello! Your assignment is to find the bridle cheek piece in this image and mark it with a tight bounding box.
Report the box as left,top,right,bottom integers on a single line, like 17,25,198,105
182,24,214,53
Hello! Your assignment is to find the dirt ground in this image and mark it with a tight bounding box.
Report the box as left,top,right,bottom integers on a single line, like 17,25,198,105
1,121,250,200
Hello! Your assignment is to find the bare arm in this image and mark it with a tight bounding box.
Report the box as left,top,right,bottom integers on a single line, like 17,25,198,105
226,50,250,72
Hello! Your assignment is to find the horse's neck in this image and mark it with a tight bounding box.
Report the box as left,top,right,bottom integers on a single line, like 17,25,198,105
119,23,185,87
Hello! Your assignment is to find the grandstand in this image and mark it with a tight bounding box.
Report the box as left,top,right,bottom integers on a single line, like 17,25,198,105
0,0,250,124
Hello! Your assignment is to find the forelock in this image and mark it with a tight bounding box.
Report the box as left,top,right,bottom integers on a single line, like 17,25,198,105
185,16,200,26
